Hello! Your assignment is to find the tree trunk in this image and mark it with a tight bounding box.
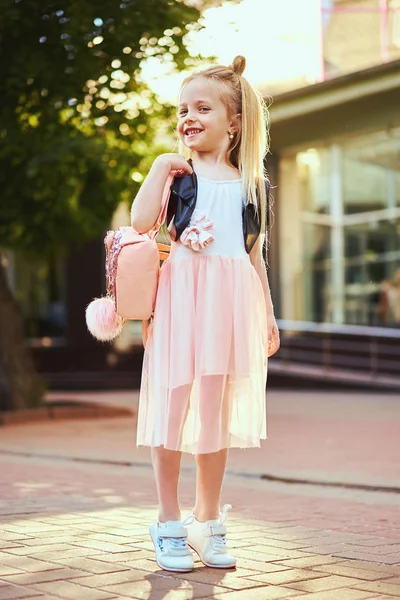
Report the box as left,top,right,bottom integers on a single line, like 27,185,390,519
0,259,44,412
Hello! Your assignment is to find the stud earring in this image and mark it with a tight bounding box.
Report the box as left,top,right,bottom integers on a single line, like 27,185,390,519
229,131,234,139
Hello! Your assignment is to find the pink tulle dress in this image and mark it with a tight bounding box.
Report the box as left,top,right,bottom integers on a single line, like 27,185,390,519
137,176,268,454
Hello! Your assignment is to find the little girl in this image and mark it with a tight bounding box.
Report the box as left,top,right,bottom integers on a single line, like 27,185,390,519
131,55,280,573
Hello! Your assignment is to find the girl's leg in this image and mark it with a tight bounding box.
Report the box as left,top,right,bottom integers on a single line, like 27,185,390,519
186,377,236,568
194,448,229,521
152,383,191,522
194,374,230,520
151,447,182,522
150,446,194,572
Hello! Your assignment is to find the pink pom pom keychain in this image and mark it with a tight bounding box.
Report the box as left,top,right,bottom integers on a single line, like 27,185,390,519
85,230,126,342
85,296,124,342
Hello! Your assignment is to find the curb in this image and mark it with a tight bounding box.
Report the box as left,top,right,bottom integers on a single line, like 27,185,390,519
1,448,398,495
0,403,134,427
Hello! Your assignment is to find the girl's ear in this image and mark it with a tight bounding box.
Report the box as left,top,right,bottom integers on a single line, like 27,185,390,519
230,112,242,133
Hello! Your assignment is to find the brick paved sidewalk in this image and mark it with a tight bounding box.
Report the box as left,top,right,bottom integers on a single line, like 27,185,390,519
1,390,399,599
0,453,400,600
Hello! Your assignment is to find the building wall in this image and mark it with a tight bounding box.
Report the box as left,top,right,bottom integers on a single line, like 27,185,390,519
323,0,400,78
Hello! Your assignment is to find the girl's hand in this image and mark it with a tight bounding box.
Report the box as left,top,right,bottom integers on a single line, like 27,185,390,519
267,314,280,358
155,154,192,177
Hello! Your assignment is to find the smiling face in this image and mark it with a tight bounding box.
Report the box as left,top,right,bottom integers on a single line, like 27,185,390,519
178,77,235,156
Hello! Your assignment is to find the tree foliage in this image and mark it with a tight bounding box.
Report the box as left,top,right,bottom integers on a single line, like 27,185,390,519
0,0,201,253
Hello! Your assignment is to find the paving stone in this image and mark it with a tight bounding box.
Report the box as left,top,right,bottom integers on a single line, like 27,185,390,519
331,550,400,565
170,568,269,590
0,557,59,574
102,549,154,565
201,587,304,600
384,576,400,585
255,539,314,551
310,564,398,581
232,546,310,561
28,596,61,599
67,569,150,588
0,534,33,543
27,581,114,599
101,578,230,600
365,597,400,599
104,558,157,573
87,550,144,563
1,544,73,556
67,540,129,553
272,556,343,569
352,581,400,596
347,538,400,548
243,568,330,585
39,558,131,575
284,574,368,592
0,569,92,586
282,591,377,600
25,548,107,561
0,569,24,578
0,586,43,599
333,560,400,575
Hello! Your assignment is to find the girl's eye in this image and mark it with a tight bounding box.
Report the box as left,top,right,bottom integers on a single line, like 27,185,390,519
179,109,188,117
199,106,210,112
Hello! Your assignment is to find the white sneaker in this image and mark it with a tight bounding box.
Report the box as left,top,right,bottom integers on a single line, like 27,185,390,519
149,517,194,573
186,504,237,568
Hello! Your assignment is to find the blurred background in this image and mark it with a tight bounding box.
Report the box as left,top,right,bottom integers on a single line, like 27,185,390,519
1,0,400,412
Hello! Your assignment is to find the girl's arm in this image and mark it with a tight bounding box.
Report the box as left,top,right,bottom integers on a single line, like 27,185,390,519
131,154,192,233
250,235,274,317
250,235,280,356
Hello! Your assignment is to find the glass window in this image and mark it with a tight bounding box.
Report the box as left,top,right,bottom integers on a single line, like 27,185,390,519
342,128,400,214
343,219,400,326
281,126,400,328
342,154,387,215
296,149,331,214
302,223,332,323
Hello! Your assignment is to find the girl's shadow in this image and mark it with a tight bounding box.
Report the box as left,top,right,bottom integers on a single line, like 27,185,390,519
144,564,233,599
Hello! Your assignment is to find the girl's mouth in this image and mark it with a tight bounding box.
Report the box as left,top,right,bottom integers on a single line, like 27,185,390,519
184,128,204,139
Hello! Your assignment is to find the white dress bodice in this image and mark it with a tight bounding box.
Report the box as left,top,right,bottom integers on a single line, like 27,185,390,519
170,177,248,260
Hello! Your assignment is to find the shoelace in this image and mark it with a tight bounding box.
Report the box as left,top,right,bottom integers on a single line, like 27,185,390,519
219,503,232,525
162,513,195,551
213,533,227,548
170,504,232,550
168,536,188,550
211,504,231,548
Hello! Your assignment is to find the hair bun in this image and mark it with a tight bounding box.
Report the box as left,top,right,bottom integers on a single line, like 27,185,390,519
231,55,246,76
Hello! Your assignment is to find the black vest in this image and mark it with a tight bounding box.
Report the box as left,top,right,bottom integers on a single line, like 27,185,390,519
166,167,270,255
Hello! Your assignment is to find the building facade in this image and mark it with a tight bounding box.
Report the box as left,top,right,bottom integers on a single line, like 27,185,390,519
269,59,400,332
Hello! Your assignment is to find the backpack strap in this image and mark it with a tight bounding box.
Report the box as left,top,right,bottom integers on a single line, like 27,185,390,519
145,172,175,262
148,173,175,241
142,172,175,348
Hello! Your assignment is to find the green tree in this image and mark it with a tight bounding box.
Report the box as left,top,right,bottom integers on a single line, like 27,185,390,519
0,0,202,411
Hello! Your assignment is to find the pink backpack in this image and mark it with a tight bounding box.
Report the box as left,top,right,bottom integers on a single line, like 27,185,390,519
85,174,173,345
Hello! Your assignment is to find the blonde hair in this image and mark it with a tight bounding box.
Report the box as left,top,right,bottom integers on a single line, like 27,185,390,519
178,55,270,232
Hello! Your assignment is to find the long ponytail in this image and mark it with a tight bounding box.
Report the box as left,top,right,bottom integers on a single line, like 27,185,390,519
178,55,270,233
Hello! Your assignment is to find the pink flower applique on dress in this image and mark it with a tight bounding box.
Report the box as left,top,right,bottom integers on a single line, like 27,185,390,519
180,210,214,252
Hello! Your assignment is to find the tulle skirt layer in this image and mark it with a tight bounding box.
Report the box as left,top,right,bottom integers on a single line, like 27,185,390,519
137,255,268,454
